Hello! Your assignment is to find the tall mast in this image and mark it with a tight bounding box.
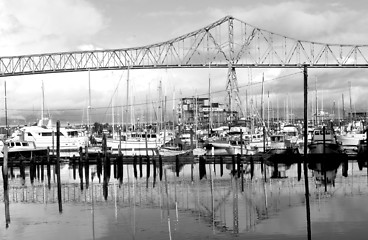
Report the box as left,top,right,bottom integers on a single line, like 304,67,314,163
173,88,176,130
112,97,115,138
342,93,345,122
267,91,270,129
208,67,212,134
261,73,264,124
315,77,318,125
126,63,130,132
41,80,45,121
4,80,8,138
87,70,91,135
349,81,352,122
158,80,162,133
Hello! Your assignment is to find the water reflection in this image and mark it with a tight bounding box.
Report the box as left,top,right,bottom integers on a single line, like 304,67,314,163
1,156,368,239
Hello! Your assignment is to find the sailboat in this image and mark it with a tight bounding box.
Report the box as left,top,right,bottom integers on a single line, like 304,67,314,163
105,67,168,156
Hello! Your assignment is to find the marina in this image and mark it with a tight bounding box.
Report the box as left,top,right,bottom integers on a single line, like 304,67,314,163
2,1,368,239
2,153,368,239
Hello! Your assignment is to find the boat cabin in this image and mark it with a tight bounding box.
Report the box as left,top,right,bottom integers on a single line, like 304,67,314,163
6,140,37,149
312,128,336,143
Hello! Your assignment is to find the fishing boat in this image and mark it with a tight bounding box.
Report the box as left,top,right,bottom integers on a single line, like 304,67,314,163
261,134,301,176
307,126,347,164
225,132,267,155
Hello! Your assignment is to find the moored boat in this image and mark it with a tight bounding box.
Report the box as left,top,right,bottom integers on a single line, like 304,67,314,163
106,131,169,156
1,139,48,159
308,126,347,163
9,125,88,157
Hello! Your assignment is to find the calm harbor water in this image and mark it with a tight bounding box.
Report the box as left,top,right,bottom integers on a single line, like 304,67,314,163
1,157,368,240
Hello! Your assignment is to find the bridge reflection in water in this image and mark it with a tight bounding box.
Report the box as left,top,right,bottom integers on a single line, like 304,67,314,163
1,159,368,239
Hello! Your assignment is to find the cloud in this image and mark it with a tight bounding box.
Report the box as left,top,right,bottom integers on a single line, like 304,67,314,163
0,0,106,55
207,1,368,45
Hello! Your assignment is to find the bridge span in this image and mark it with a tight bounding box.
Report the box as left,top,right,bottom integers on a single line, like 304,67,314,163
1,15,368,78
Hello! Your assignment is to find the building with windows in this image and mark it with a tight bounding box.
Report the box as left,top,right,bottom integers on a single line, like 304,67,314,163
177,97,234,129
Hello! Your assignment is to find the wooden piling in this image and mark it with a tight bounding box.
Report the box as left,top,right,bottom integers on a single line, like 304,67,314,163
175,155,179,177
303,64,311,240
85,146,90,190
78,147,84,191
220,156,223,177
133,155,138,179
236,154,241,178
47,148,51,189
97,152,102,183
2,143,9,191
56,120,63,213
231,155,236,177
117,153,123,185
159,155,163,181
146,156,150,188
139,155,143,178
213,154,216,175
153,158,157,188
36,157,40,181
113,157,117,179
250,156,254,180
297,160,302,181
145,130,149,157
199,156,206,180
4,187,10,228
30,156,35,185
41,157,44,182
20,159,25,186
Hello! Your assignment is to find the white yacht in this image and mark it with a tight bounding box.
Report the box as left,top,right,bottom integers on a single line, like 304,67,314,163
10,125,88,157
106,131,170,156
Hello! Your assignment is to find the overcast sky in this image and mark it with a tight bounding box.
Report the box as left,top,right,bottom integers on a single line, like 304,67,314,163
1,0,368,125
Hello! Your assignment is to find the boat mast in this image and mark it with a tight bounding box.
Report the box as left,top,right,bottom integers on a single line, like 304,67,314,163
126,63,130,133
112,96,115,138
267,91,270,130
172,88,176,131
208,65,212,135
87,70,91,139
315,77,318,125
4,80,8,138
41,80,45,121
342,93,345,123
261,73,264,125
349,81,352,123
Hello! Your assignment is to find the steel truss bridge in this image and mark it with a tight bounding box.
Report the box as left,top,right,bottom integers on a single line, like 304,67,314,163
1,15,367,114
